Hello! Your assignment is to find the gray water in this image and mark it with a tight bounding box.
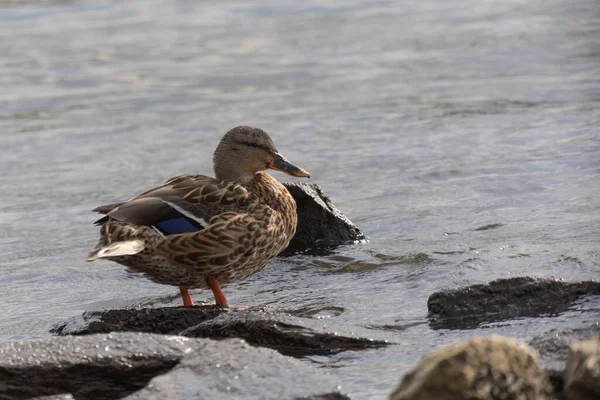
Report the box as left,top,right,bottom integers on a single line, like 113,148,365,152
1,0,599,398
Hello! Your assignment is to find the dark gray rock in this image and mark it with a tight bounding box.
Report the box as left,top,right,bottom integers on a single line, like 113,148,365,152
427,277,600,329
0,332,347,400
0,332,200,400
124,337,349,400
53,308,390,357
283,182,366,252
53,307,226,336
180,310,390,357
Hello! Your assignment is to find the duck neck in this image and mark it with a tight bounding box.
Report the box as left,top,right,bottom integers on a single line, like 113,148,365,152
214,165,255,184
247,173,297,218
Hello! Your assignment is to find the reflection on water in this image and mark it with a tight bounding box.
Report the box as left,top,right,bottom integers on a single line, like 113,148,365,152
307,252,433,274
1,0,599,398
287,305,345,319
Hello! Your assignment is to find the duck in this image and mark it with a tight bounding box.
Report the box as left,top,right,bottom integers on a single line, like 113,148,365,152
87,126,310,308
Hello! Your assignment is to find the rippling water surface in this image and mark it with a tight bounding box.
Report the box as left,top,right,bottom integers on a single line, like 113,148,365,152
1,0,599,398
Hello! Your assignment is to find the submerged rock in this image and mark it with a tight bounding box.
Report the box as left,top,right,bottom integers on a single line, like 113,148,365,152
53,308,389,357
530,324,600,370
0,332,347,400
283,182,366,252
427,277,600,329
390,336,553,400
529,324,600,396
564,338,600,400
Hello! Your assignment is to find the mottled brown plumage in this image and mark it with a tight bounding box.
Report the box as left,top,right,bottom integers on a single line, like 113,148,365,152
87,126,310,307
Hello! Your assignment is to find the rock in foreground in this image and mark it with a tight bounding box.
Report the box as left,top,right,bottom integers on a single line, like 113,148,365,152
530,324,600,370
0,332,347,400
283,182,366,252
125,338,349,400
0,332,187,399
564,338,600,400
53,308,389,357
390,336,553,400
427,277,600,329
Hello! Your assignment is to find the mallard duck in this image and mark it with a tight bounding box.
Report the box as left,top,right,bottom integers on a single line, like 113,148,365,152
87,126,310,308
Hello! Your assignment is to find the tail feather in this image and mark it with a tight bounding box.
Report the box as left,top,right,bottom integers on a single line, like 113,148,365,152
87,220,147,262
93,202,124,214
86,240,144,261
94,215,110,226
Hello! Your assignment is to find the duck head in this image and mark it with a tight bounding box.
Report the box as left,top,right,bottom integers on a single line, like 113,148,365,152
213,126,310,184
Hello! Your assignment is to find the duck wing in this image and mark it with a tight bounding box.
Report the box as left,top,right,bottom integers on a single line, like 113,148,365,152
157,211,264,269
93,174,257,232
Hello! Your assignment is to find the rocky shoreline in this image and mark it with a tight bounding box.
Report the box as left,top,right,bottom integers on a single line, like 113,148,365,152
2,289,597,399
1,280,597,399
1,184,598,399
0,332,350,400
390,334,600,400
52,307,391,358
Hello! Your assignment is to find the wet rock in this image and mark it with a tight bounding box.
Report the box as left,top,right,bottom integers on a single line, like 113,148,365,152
53,307,226,336
564,338,600,400
283,182,366,252
124,338,348,400
0,332,346,400
390,336,553,400
0,332,201,400
180,310,390,357
427,277,600,329
53,308,389,357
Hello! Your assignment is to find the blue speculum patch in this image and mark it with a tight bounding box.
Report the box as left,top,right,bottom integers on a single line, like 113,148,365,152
154,217,202,235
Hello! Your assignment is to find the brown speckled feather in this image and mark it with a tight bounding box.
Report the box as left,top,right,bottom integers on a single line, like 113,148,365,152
95,174,258,227
90,173,297,289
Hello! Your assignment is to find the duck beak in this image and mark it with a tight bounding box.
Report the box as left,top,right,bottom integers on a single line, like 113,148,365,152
269,152,310,178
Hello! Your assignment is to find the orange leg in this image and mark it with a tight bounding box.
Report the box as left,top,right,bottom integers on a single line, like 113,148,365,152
207,276,229,308
179,287,195,307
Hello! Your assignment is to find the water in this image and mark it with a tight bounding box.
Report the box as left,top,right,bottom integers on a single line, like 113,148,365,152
1,0,599,398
